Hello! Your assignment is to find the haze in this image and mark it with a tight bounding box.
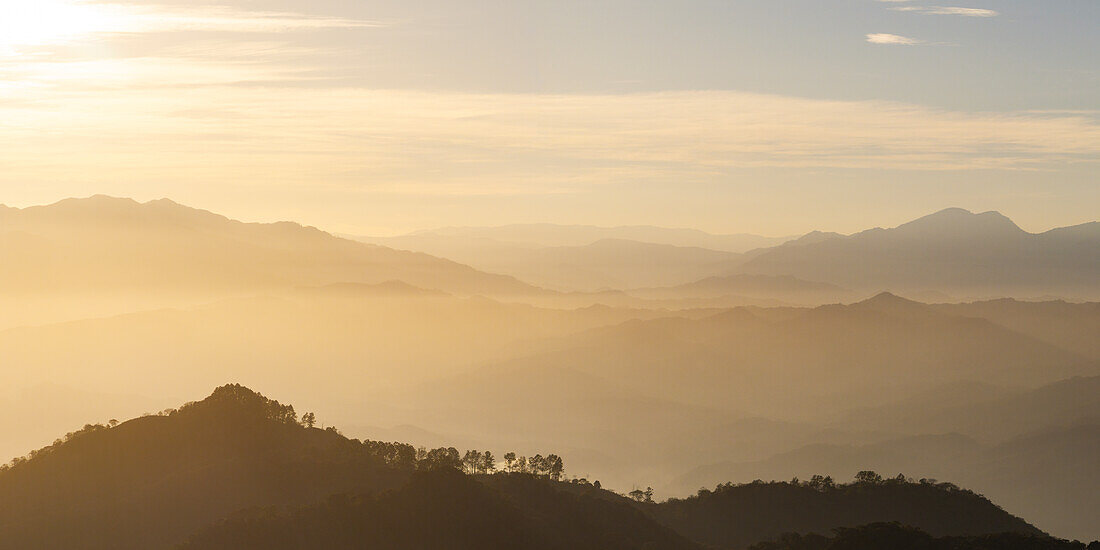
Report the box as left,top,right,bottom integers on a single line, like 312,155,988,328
0,2,1097,549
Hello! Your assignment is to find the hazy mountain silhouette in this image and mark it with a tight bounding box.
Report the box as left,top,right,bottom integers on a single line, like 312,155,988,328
0,283,687,461
357,236,746,290
668,422,1100,542
932,299,1100,360
481,293,1095,418
0,384,1068,550
838,375,1100,442
738,209,1100,299
364,223,788,252
629,274,853,305
0,196,548,327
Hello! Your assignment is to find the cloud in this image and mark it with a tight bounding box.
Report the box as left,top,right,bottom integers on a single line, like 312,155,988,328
114,5,384,33
1,81,1098,198
891,6,999,17
866,33,923,45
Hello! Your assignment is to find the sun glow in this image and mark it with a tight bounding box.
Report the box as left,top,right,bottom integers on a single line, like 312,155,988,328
0,0,123,55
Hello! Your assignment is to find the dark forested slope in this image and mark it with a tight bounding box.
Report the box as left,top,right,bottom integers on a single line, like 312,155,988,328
649,476,1041,550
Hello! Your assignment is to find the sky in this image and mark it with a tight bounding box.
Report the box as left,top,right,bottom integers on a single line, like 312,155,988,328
0,0,1097,236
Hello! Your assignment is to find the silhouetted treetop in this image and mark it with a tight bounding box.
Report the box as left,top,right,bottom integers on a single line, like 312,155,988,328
176,383,299,424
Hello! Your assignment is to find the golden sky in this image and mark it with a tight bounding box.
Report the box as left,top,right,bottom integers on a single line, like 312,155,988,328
1,0,1097,235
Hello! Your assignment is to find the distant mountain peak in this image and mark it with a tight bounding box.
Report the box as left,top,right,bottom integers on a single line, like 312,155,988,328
894,208,1024,236
849,291,935,315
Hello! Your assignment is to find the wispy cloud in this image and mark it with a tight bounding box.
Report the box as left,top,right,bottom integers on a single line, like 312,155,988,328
0,2,381,56
1,82,1097,198
866,33,923,45
891,6,999,17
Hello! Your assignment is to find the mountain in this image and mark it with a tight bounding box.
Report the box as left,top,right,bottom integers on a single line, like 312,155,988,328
358,236,746,291
0,384,407,550
365,223,789,252
667,422,1100,542
737,209,1100,299
837,375,1100,442
180,470,700,550
629,274,853,305
481,293,1095,418
0,282,684,462
649,475,1040,550
0,384,1072,550
932,299,1100,360
0,196,546,327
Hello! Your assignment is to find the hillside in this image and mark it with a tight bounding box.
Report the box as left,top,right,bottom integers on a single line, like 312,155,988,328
181,470,700,550
667,423,1100,542
0,283,685,461
0,196,546,328
650,475,1041,550
748,522,1090,550
737,209,1100,299
475,293,1095,418
0,385,408,550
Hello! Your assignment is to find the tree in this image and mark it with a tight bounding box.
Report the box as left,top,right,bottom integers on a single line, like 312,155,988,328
546,454,564,481
855,470,884,484
301,412,316,428
420,447,461,471
629,489,646,502
463,450,482,474
530,454,545,477
481,451,496,474
503,452,516,473
644,487,654,503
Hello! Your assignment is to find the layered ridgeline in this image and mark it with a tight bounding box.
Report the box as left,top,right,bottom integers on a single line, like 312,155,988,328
737,208,1100,300
0,385,1069,550
355,209,1100,300
0,196,546,329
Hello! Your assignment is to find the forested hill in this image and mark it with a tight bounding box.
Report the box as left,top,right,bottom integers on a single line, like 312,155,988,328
180,469,700,550
749,522,1095,550
0,385,408,550
0,384,1071,550
648,474,1041,549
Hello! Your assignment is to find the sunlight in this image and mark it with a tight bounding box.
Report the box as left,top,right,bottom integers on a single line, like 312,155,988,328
0,0,123,54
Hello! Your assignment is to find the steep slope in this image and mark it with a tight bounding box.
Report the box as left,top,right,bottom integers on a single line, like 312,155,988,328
181,470,701,550
651,477,1041,550
0,385,407,550
738,209,1100,299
